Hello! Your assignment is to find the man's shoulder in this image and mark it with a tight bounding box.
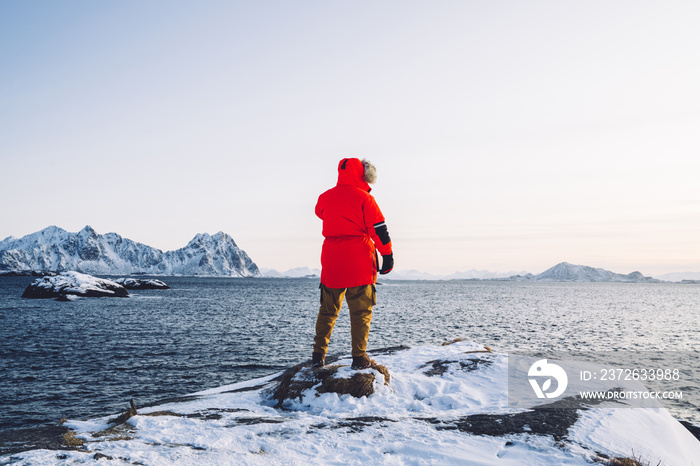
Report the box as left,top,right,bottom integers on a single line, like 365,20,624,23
319,184,371,198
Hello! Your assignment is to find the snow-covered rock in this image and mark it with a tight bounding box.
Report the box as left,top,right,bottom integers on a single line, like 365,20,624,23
10,342,700,465
268,360,390,409
113,278,170,290
514,262,659,283
21,271,129,299
0,226,260,277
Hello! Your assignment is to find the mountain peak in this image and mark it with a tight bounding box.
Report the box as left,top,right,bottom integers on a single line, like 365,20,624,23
40,225,67,235
549,262,574,269
213,231,236,246
531,262,657,282
187,232,237,248
186,233,212,249
78,225,98,237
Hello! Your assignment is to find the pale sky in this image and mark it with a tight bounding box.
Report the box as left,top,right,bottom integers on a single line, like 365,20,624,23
1,1,699,276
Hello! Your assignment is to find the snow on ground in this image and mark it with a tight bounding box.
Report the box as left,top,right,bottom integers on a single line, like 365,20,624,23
5,341,700,465
113,278,170,289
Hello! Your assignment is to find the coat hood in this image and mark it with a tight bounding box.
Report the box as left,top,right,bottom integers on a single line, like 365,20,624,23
337,158,371,192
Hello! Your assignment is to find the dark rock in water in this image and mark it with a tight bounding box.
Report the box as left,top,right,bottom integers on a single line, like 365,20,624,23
0,425,76,456
55,295,78,302
267,362,391,409
0,270,56,277
22,271,128,299
421,357,493,377
109,399,138,425
114,278,170,290
680,420,700,441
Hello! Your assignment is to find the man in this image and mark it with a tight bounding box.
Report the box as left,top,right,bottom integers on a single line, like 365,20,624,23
312,157,394,369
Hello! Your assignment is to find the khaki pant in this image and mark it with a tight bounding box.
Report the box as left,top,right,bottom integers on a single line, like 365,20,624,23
313,284,377,357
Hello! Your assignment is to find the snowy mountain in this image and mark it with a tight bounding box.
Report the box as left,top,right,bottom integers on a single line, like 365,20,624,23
0,226,260,277
514,262,658,282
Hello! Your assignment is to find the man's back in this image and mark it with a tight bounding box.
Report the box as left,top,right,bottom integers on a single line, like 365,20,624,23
316,184,375,240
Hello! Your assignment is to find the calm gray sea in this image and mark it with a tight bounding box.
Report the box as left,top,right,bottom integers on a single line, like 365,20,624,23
1,276,698,455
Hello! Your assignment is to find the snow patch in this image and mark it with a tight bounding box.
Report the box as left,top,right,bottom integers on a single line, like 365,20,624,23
7,342,699,465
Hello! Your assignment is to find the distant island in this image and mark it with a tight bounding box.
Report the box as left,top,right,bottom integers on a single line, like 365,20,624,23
0,226,260,277
263,262,663,283
381,262,660,283
505,261,660,283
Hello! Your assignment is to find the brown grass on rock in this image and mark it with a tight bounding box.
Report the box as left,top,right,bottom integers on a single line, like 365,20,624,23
316,372,375,398
108,399,138,425
141,410,186,418
595,451,657,466
91,423,136,442
465,346,492,353
370,362,391,385
605,460,644,466
268,362,391,408
601,458,646,466
442,337,467,346
441,338,492,354
62,430,86,448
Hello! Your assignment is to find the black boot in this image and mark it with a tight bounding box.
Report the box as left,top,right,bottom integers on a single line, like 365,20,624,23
351,353,375,369
311,352,325,368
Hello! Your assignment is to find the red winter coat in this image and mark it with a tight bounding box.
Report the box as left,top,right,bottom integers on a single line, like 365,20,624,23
316,158,393,288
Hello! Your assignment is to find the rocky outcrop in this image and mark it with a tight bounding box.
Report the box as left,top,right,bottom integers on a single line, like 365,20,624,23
267,361,390,409
22,271,129,299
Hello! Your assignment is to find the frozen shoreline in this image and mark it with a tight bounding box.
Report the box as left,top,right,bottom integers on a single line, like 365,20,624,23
4,341,700,465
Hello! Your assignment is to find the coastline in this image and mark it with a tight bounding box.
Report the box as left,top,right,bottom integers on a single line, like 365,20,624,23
4,342,700,465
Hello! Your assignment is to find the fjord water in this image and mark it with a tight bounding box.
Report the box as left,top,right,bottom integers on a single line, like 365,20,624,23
1,277,698,454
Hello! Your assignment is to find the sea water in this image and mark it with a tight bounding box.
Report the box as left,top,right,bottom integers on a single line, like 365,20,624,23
1,276,698,454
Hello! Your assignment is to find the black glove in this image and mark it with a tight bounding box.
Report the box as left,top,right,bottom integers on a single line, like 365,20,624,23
379,253,394,275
